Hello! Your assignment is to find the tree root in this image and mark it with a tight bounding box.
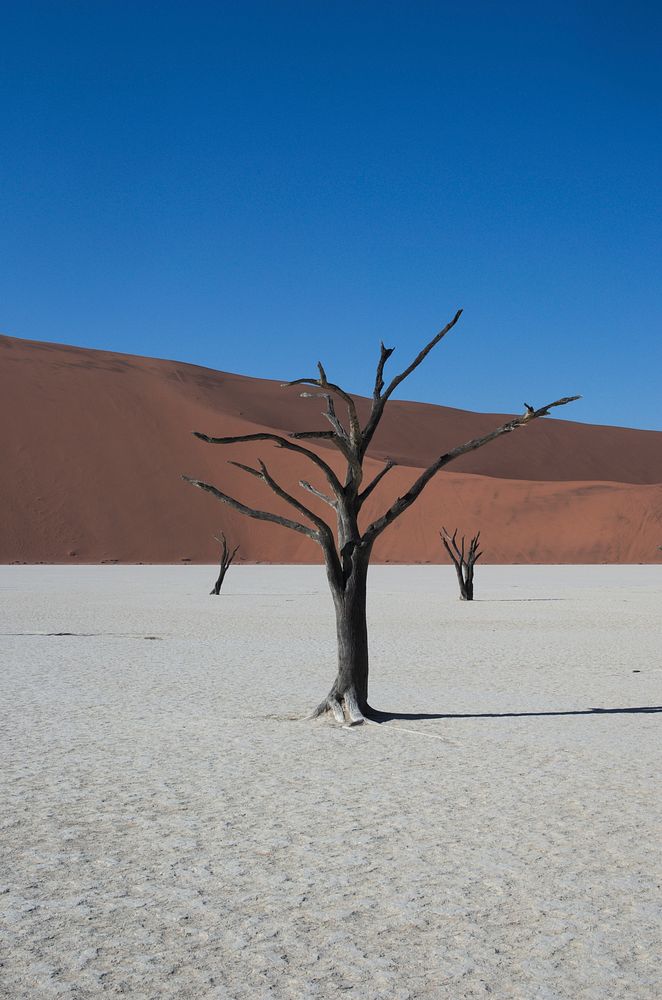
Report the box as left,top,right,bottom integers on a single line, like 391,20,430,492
328,694,346,724
311,689,370,726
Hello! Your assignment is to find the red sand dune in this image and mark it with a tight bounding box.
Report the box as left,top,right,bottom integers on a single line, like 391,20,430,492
1,333,661,564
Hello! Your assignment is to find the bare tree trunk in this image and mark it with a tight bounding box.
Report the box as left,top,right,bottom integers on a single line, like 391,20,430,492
210,533,239,595
184,307,579,724
452,559,470,600
441,527,481,602
210,565,228,596
333,558,370,704
316,549,371,724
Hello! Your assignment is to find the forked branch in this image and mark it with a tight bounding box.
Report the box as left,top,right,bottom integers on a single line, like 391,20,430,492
185,307,580,727
381,309,464,403
192,430,343,495
300,392,349,441
361,309,463,454
440,526,482,601
228,459,335,543
213,531,240,565
373,342,395,399
364,396,581,543
358,458,396,508
300,480,337,508
210,531,240,595
182,475,317,538
283,366,362,445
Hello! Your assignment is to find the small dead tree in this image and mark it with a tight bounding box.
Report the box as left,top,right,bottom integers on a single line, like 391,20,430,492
184,309,579,724
210,532,239,595
441,527,481,601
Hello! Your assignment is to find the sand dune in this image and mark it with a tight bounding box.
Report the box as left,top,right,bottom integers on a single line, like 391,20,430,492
1,333,661,564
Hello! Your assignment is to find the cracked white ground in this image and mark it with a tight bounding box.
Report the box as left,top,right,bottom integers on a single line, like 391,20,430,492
1,564,660,999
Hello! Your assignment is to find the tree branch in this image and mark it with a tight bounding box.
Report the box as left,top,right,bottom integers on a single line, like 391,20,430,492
182,475,317,538
209,531,240,594
469,531,481,563
383,309,464,402
192,430,343,496
441,526,481,567
212,531,240,567
373,342,395,399
227,459,335,543
361,309,463,456
364,395,580,543
288,429,337,440
260,460,335,539
357,458,396,509
299,392,349,440
213,530,234,565
289,430,362,488
440,526,462,566
283,368,362,444
300,480,337,508
227,460,262,479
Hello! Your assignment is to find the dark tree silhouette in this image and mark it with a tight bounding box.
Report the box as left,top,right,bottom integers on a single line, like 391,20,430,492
184,309,579,724
210,532,239,595
441,526,481,601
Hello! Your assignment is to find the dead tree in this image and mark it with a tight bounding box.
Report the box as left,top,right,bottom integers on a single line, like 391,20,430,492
183,309,579,724
441,527,481,601
210,532,239,595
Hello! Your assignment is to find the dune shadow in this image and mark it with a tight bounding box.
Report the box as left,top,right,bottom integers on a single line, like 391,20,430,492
369,705,662,722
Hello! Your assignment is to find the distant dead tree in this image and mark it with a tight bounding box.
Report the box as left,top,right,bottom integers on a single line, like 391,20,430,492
184,308,579,725
441,526,481,601
210,532,239,595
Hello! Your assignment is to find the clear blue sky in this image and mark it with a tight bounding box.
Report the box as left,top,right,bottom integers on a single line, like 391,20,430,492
2,1,661,429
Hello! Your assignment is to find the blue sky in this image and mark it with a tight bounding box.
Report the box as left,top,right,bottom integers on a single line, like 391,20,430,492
2,1,661,429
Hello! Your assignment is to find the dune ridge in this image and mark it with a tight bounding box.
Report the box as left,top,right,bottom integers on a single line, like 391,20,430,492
1,333,661,564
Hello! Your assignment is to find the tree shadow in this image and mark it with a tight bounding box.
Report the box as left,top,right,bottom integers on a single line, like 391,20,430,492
476,598,567,603
368,705,662,722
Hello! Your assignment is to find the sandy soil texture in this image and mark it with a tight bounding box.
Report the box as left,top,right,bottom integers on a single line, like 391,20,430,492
3,333,662,564
1,565,661,999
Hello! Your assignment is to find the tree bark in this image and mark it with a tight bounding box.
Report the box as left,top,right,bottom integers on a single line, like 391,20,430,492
209,533,239,595
441,527,480,601
185,308,579,725
315,550,371,724
210,565,227,595
458,572,470,600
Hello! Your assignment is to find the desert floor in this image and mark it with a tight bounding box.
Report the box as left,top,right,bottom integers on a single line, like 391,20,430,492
1,564,660,1000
